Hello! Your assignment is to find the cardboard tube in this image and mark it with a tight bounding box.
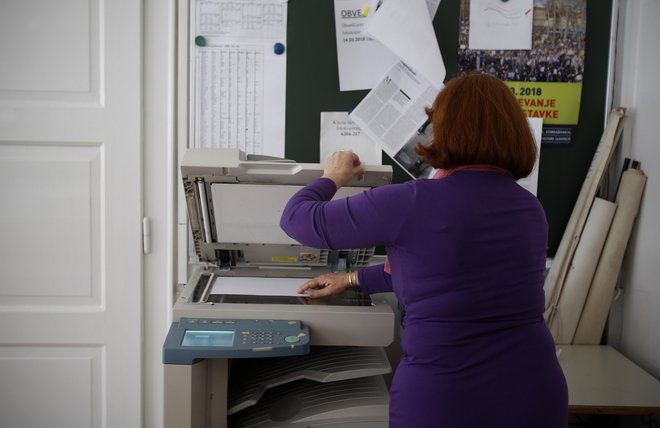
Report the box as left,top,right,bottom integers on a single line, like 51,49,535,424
573,169,647,344
544,108,626,322
549,197,616,344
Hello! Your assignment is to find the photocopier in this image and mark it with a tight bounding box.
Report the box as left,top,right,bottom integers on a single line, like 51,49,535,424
163,148,396,427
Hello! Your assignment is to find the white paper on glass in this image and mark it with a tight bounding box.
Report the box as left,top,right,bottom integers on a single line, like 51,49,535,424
517,117,543,195
191,0,288,158
212,276,310,297
319,112,382,165
468,0,533,50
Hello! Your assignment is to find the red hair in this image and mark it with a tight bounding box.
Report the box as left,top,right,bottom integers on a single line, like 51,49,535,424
416,73,537,180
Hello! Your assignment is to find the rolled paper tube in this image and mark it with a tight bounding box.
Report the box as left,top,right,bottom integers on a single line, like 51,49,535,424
573,169,647,344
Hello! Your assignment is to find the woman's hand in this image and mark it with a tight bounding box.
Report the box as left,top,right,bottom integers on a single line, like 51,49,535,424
322,150,366,189
297,272,353,299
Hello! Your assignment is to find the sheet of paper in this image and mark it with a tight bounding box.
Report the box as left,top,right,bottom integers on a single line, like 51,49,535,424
319,112,382,165
350,61,439,178
517,117,543,195
468,0,533,50
333,0,398,91
333,0,442,92
366,0,445,88
211,276,310,297
192,0,288,158
352,77,543,182
426,0,441,15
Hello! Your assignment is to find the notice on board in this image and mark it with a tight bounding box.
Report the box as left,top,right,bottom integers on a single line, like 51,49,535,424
191,0,288,157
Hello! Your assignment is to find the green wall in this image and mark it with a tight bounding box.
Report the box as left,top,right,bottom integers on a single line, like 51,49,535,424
285,0,614,256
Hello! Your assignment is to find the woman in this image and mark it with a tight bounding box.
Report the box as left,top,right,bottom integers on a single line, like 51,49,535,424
280,73,567,427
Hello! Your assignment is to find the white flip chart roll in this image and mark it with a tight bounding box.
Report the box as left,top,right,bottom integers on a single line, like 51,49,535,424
549,197,616,344
543,108,626,323
573,168,647,344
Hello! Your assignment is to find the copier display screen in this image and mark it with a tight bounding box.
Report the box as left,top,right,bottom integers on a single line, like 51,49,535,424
181,330,235,347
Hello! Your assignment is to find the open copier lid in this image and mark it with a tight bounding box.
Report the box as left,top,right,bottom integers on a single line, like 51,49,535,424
175,148,396,347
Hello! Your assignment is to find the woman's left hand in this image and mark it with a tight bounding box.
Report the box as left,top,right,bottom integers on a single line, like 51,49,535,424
297,272,352,298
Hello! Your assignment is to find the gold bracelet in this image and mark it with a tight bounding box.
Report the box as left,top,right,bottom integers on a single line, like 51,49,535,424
348,271,359,288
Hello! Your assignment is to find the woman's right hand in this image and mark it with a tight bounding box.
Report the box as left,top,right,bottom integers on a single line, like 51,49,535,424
322,150,365,189
297,272,353,299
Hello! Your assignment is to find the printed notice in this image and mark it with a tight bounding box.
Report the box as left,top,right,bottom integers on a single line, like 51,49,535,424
333,0,398,91
350,61,439,179
347,0,446,179
333,0,442,92
366,0,445,88
468,0,533,50
192,0,288,157
319,112,382,165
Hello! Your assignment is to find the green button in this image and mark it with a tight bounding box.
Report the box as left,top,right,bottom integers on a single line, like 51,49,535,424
195,35,206,47
284,335,300,343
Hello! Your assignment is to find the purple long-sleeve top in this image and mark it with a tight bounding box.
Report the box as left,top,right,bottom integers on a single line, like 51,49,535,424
280,173,548,320
280,171,567,427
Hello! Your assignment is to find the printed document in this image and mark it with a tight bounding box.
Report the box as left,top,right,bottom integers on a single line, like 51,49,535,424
333,0,442,91
469,0,533,50
333,0,398,91
319,112,382,165
348,0,446,178
192,0,288,157
350,62,438,179
365,0,445,88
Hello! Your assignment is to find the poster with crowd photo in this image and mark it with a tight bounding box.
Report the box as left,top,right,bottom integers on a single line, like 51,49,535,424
458,0,587,145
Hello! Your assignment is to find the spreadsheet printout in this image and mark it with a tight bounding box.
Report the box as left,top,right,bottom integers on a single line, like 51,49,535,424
192,0,288,157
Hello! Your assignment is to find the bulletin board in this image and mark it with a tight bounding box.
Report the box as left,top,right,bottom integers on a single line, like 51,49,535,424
284,0,614,256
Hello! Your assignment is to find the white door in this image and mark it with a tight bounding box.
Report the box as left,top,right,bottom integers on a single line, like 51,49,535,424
0,0,142,427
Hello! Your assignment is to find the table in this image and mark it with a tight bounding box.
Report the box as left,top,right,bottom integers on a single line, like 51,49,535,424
558,345,660,414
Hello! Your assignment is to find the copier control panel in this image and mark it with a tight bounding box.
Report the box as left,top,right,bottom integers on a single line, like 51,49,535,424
163,318,310,364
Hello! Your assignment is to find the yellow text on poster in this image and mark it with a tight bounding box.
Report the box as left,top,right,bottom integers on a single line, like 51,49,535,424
505,82,582,125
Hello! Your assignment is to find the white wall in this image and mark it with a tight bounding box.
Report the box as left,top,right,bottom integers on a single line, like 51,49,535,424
143,1,177,427
610,0,660,380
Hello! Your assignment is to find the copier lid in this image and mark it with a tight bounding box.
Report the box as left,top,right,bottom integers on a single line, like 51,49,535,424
180,148,393,265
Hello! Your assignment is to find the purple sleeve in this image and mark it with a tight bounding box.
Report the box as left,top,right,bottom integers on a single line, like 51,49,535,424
280,177,414,294
280,177,414,249
358,264,393,294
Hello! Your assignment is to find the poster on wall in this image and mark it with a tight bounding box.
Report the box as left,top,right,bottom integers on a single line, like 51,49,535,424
458,0,587,145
